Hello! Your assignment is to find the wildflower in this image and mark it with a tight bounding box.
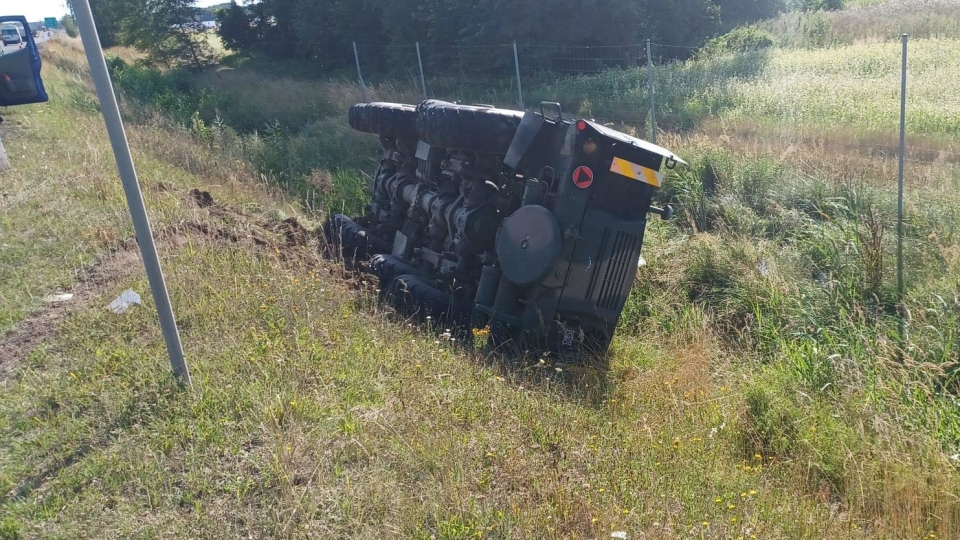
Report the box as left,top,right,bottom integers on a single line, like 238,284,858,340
727,503,736,509
702,521,709,527
714,497,723,503
754,454,762,461
611,532,628,540
749,489,757,496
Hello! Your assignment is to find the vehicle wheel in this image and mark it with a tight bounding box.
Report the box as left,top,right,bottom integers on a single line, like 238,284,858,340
417,99,524,155
348,102,419,140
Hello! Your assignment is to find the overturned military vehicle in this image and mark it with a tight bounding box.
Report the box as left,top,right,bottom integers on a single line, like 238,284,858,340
326,99,684,360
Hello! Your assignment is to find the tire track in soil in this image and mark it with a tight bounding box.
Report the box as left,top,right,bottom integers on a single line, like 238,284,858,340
0,189,317,383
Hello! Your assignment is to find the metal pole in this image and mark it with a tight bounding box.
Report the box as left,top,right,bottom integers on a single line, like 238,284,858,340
0,131,9,171
415,42,428,100
513,42,524,110
353,41,370,102
73,0,191,386
646,39,656,144
897,33,908,346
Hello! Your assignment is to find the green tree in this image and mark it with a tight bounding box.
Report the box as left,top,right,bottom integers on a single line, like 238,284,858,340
716,0,786,31
216,1,256,53
124,0,213,67
643,0,722,56
60,15,79,38
69,0,136,47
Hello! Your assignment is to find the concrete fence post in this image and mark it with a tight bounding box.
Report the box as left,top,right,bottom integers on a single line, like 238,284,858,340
353,41,370,102
897,33,908,347
646,39,656,144
513,42,524,110
416,42,428,100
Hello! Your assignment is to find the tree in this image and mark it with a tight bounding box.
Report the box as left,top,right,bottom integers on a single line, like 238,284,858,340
216,1,256,53
124,0,213,67
69,0,136,47
716,0,786,31
60,15,79,38
643,0,722,56
69,0,212,66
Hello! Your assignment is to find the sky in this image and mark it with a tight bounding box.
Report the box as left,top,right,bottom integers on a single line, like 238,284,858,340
3,0,227,23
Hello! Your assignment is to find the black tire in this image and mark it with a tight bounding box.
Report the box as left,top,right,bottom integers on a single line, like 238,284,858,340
370,254,424,287
324,214,391,260
417,99,524,155
348,102,419,140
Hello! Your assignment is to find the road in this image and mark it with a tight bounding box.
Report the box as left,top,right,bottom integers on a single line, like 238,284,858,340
1,31,54,55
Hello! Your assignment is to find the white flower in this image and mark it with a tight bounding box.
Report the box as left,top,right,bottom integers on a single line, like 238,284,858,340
611,532,628,539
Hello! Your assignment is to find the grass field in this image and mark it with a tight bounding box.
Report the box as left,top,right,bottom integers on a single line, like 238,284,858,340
2,2,960,537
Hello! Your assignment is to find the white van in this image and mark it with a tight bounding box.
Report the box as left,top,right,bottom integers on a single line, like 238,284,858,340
1,24,23,47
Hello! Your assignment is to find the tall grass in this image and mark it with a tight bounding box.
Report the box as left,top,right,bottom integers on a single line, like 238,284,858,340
2,29,960,540
767,0,960,47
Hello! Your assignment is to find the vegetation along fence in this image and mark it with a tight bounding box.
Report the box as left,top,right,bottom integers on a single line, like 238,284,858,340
350,35,960,348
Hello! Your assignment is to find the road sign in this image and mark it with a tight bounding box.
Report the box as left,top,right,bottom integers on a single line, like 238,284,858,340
44,17,58,29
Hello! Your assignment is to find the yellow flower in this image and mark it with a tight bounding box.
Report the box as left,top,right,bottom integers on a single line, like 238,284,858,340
727,503,736,509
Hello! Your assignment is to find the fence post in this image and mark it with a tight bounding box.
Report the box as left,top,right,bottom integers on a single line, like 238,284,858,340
646,39,656,144
513,42,524,110
416,42,428,100
897,33,908,347
73,0,191,386
353,41,370,102
0,131,9,171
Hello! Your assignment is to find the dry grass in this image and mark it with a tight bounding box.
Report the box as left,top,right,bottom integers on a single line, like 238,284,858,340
1,24,959,540
767,0,960,46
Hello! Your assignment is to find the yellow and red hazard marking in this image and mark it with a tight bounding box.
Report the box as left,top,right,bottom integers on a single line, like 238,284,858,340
609,156,663,187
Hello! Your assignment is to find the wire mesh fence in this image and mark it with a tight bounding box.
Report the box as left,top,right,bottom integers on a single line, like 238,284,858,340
518,43,650,125
347,39,959,165
419,43,519,108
